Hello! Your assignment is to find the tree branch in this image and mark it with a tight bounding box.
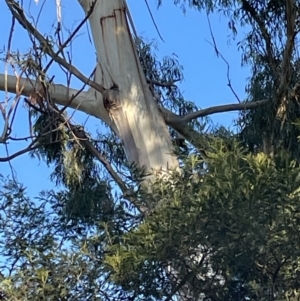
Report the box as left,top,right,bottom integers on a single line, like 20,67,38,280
205,14,241,103
147,79,179,88
181,99,268,123
161,99,268,151
0,74,117,133
277,0,296,98
0,144,41,162
241,0,279,81
5,0,107,94
70,125,147,213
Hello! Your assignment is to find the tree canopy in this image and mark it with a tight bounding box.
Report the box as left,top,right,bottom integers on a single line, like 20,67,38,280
0,0,300,300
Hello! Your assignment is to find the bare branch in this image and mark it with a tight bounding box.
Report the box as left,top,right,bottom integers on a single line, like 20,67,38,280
43,0,96,74
70,125,147,213
0,14,16,143
0,74,117,132
161,99,269,156
5,0,106,94
0,144,41,162
143,0,165,42
181,99,268,123
205,14,241,103
161,99,268,147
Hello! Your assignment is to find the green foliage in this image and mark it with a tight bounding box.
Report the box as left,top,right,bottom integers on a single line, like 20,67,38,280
32,113,69,165
103,143,300,300
30,114,119,225
0,175,140,300
3,0,300,300
135,37,208,133
65,182,112,222
239,58,300,159
3,124,300,300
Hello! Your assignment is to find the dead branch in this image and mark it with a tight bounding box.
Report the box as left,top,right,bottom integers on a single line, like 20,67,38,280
206,14,241,103
5,0,106,94
43,0,96,74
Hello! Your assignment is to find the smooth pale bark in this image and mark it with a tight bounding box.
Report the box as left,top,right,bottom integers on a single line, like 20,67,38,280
0,1,202,299
76,0,187,297
0,74,118,134
78,0,178,172
0,0,178,173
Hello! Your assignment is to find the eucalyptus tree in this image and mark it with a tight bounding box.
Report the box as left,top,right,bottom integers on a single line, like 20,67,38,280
0,0,300,300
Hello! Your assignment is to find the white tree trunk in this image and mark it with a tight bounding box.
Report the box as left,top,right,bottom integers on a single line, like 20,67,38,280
78,0,178,172
78,1,190,298
0,0,189,299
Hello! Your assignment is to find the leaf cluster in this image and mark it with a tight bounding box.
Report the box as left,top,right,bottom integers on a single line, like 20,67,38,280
103,142,300,300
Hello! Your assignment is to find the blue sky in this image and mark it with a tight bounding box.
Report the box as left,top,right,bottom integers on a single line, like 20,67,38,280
0,0,250,196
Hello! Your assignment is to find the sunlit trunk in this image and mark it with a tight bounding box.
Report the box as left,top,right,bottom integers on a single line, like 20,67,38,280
78,0,178,173
77,0,191,299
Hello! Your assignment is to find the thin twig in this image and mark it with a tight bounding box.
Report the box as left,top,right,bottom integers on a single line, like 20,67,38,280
206,14,241,103
5,0,106,94
143,0,165,42
43,0,96,74
147,79,179,88
241,0,279,81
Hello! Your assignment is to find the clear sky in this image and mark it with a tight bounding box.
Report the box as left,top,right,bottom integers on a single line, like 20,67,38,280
0,0,250,196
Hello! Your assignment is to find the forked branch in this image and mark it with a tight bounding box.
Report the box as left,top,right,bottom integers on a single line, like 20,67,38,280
0,74,115,131
5,0,106,94
171,99,269,124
